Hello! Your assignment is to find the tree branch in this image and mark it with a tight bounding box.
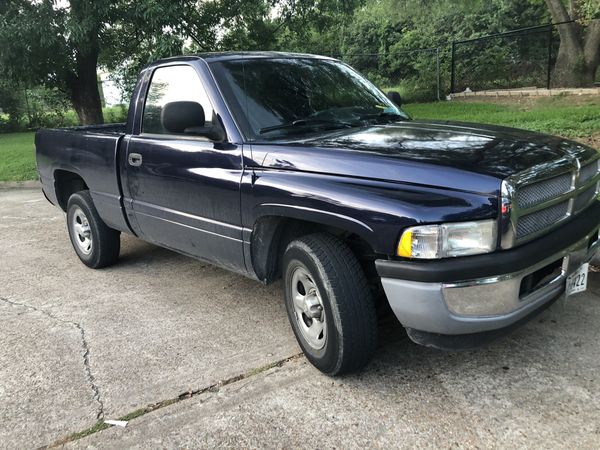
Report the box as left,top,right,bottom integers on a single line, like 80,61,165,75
569,0,580,21
181,20,208,51
545,0,571,23
545,0,583,52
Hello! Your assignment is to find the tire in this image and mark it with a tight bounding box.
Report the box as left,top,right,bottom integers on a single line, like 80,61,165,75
66,190,120,269
283,233,378,375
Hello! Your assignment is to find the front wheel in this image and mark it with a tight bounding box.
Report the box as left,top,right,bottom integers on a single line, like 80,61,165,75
67,190,120,269
283,233,378,375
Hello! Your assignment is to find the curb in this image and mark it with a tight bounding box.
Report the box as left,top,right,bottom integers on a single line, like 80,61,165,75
0,180,40,189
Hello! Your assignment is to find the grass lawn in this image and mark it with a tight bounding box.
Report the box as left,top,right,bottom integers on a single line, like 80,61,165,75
0,132,36,181
0,96,598,181
403,95,600,149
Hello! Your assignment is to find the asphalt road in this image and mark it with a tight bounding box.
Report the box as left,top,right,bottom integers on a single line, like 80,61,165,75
1,187,600,449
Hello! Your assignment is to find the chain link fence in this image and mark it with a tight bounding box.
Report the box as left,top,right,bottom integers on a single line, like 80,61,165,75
449,22,575,93
328,21,592,102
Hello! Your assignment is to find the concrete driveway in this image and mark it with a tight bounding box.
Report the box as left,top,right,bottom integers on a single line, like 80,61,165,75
1,188,599,449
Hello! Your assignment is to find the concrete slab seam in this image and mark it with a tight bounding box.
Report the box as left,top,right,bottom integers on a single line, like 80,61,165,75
42,353,305,449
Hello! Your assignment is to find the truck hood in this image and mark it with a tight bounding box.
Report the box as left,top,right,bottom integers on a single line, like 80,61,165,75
255,120,596,195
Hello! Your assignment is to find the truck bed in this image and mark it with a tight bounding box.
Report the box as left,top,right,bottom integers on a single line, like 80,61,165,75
35,122,130,233
51,123,127,135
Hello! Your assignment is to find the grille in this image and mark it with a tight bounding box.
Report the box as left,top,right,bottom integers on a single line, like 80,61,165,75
515,173,571,209
574,185,597,212
516,201,570,240
507,156,599,245
579,161,598,185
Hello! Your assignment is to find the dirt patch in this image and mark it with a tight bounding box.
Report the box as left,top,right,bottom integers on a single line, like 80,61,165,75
570,133,600,149
453,94,600,111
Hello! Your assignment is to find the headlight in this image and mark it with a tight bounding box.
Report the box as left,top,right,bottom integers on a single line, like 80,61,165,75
397,220,497,259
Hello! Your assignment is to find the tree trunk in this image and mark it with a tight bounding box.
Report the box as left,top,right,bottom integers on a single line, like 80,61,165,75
545,1,600,88
552,37,596,87
67,49,104,125
71,84,104,125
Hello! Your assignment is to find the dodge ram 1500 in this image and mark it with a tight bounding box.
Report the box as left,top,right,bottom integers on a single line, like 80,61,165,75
36,52,600,375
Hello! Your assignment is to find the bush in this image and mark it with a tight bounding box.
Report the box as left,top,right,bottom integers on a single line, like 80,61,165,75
0,104,129,133
382,79,440,104
103,104,128,123
0,114,21,133
0,80,130,132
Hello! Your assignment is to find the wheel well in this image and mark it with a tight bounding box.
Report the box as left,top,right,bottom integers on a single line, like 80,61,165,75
54,170,88,211
251,216,379,285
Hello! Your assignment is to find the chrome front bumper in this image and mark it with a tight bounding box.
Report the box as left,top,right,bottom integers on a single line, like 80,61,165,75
381,227,600,336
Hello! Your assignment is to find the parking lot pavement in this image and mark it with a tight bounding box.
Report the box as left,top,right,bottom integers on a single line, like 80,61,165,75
1,188,600,449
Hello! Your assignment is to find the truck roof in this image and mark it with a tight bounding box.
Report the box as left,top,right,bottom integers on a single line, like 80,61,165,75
148,51,336,67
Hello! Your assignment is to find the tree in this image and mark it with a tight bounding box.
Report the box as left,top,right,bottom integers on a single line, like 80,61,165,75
544,0,600,87
0,1,109,124
0,0,269,125
336,0,550,99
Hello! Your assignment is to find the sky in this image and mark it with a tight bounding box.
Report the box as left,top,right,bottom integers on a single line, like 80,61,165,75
99,72,122,106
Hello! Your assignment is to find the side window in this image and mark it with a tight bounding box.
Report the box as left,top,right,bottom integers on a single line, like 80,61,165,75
142,65,214,135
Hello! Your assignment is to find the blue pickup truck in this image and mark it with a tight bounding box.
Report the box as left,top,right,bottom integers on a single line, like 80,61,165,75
36,52,600,375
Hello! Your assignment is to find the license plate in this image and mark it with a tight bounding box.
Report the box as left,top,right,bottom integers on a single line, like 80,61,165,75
566,263,589,296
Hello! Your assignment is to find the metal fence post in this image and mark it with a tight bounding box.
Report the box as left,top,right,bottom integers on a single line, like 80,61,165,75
546,26,553,89
450,41,456,94
436,47,441,100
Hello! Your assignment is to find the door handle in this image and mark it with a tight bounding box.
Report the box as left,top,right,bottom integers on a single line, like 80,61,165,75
128,153,143,167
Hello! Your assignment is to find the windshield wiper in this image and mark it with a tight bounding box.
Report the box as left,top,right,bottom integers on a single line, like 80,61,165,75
259,118,354,135
358,111,407,122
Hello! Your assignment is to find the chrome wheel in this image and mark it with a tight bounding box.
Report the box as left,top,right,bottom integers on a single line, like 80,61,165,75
71,207,92,255
291,265,327,350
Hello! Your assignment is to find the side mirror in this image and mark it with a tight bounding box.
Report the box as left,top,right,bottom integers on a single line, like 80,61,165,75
386,91,402,107
161,101,224,141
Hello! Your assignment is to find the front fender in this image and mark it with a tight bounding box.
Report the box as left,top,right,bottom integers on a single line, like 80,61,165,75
253,202,374,242
243,169,499,260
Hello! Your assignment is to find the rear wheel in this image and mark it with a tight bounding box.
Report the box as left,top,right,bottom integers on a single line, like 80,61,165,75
67,191,120,268
283,233,378,375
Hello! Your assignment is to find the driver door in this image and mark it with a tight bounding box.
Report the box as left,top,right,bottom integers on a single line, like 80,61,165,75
124,64,246,273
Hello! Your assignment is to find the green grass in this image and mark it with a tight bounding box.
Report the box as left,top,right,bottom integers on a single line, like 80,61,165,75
1,97,598,181
403,96,600,143
0,105,128,182
0,132,36,181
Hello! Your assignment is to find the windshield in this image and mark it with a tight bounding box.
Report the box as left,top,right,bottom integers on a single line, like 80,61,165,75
210,57,409,140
